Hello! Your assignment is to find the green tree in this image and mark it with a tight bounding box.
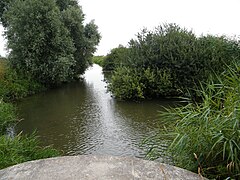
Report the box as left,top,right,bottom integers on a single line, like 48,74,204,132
61,6,101,76
0,0,12,27
56,0,78,11
2,0,100,85
83,20,101,65
5,0,76,85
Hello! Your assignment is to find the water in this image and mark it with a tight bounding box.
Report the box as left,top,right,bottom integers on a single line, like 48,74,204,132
16,64,178,158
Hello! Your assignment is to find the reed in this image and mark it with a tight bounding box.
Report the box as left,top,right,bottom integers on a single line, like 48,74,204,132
146,63,240,179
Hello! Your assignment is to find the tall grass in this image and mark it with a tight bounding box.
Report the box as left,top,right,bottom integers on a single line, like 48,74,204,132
146,63,240,179
0,133,59,169
0,100,16,135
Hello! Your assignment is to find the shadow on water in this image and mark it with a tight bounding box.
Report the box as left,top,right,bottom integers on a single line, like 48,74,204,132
16,64,179,158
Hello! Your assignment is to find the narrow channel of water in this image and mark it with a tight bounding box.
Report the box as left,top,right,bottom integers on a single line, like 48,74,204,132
17,64,178,158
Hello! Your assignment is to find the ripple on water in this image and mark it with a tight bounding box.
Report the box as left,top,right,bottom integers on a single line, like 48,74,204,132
17,64,180,160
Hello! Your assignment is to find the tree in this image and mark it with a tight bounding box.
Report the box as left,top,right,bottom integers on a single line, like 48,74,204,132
56,0,78,11
61,7,100,76
5,0,75,85
83,20,101,65
0,0,12,27
2,0,100,84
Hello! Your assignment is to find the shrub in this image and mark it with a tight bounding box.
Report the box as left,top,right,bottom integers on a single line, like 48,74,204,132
106,24,240,100
108,67,145,100
142,67,176,98
0,65,44,101
103,45,130,71
109,67,177,100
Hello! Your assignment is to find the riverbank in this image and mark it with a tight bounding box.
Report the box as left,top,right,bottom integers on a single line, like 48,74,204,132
0,60,59,169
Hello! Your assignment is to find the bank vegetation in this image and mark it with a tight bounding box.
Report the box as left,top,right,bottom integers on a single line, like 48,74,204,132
0,0,100,169
102,24,240,179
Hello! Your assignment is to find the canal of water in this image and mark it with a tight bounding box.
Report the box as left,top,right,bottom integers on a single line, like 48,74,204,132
17,64,178,158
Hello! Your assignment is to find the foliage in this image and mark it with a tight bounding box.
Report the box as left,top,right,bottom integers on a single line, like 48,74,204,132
106,24,240,100
0,63,44,101
2,0,100,85
0,134,59,169
83,20,101,65
4,0,75,85
0,0,12,27
92,56,105,66
145,63,240,179
0,100,16,135
108,67,145,100
61,4,101,77
109,67,175,100
56,0,78,11
103,45,130,71
0,58,7,79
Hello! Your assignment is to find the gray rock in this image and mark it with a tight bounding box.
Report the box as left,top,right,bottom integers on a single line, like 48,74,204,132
0,155,206,180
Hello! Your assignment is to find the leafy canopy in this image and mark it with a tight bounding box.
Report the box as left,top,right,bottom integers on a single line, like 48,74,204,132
1,0,101,85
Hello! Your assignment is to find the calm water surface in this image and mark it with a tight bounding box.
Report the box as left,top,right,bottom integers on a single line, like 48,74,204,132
17,64,178,158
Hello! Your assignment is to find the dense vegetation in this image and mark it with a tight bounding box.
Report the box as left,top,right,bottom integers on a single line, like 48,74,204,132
145,64,240,179
0,60,44,101
101,24,240,179
1,0,100,85
103,24,240,100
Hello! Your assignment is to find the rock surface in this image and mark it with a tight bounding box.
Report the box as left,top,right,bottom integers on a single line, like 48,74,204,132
0,155,205,180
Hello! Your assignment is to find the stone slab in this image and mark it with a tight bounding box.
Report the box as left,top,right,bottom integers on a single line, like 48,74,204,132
0,155,205,180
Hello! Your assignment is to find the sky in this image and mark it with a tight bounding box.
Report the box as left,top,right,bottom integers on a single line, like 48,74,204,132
0,0,240,57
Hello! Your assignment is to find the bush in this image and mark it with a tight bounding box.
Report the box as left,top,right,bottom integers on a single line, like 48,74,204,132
108,67,145,100
103,45,130,71
106,24,240,100
0,65,44,101
109,67,176,100
142,67,176,98
145,63,240,179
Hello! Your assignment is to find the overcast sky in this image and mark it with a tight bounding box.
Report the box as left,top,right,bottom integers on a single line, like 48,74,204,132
0,0,240,57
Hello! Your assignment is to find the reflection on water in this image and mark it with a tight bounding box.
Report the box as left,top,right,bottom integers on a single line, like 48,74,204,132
17,64,178,158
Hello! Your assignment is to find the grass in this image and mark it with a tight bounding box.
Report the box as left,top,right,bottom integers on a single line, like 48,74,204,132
145,63,240,179
0,100,16,135
0,134,59,169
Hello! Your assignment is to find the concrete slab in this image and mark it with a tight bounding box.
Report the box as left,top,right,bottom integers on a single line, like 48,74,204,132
0,155,205,180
